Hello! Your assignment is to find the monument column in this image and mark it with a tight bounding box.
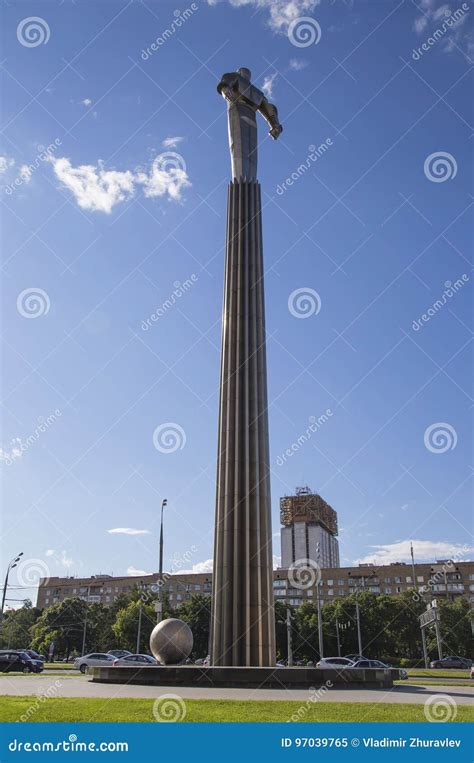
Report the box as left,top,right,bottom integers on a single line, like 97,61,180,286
211,68,282,667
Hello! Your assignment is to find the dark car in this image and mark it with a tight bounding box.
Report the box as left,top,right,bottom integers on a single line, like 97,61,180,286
23,650,46,662
430,656,471,669
0,651,44,673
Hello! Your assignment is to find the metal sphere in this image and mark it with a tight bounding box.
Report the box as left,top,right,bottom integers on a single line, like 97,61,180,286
149,618,193,665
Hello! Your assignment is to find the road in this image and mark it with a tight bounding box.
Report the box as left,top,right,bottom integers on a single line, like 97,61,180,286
0,675,473,704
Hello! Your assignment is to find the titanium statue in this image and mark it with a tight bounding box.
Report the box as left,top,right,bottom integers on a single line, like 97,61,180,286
217,67,283,181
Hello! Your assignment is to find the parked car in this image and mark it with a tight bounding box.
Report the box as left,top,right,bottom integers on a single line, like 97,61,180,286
112,654,157,667
203,655,210,666
0,650,44,673
316,657,356,668
430,656,472,669
74,653,115,673
351,658,408,680
344,654,368,662
106,650,132,659
22,649,46,662
470,665,474,679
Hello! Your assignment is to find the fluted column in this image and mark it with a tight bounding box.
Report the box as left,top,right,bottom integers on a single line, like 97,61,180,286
211,180,275,667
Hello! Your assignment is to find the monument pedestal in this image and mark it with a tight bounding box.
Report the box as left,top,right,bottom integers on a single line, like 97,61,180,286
211,180,275,667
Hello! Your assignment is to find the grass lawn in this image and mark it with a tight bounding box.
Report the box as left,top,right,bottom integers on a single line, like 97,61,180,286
406,669,469,679
1,696,472,723
395,680,471,687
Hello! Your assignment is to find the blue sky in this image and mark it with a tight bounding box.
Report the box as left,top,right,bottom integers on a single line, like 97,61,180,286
1,0,472,607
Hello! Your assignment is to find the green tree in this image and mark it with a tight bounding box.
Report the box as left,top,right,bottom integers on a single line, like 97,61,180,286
174,594,211,658
112,600,163,653
29,598,90,658
0,602,41,650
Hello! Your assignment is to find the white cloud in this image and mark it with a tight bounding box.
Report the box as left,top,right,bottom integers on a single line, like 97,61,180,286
207,0,320,33
413,0,472,52
108,527,151,535
81,98,92,106
162,136,184,148
127,565,152,576
179,559,213,574
261,72,278,98
49,153,191,213
414,16,428,33
137,155,191,202
356,540,472,566
44,549,75,569
289,57,309,71
19,165,33,184
49,157,135,213
0,438,23,464
0,156,14,175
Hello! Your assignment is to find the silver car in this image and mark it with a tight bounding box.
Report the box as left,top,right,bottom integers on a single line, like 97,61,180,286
74,653,115,673
112,654,157,667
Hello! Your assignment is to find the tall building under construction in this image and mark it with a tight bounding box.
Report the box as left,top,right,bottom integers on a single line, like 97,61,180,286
280,487,340,568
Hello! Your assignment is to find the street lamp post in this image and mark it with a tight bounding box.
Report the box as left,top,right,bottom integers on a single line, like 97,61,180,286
315,543,324,660
1,552,24,622
156,498,168,624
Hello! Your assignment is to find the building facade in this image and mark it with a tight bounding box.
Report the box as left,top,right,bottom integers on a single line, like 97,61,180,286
280,487,340,568
36,560,474,610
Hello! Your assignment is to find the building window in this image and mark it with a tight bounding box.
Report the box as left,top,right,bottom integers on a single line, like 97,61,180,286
307,590,313,597
405,576,412,583
327,589,334,596
395,577,401,584
338,589,345,596
384,577,391,584
194,584,201,591
176,594,182,601
45,597,50,604
327,579,334,586
274,580,286,587
337,580,344,586
396,587,401,593
417,576,424,583
385,587,391,594
289,599,301,606
72,589,77,594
